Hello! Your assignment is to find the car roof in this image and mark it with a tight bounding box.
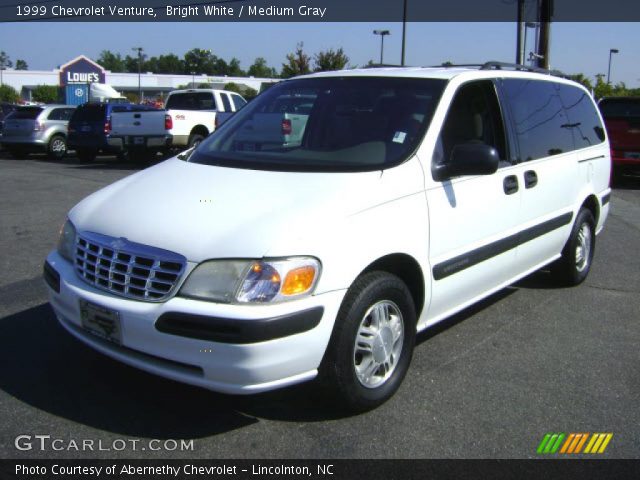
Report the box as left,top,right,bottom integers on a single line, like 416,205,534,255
292,64,584,90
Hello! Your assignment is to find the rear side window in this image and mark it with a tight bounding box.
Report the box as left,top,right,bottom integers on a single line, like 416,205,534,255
231,95,247,110
71,105,105,122
599,98,640,118
166,92,216,110
9,107,43,120
48,108,75,121
220,93,232,112
501,79,574,161
558,85,606,149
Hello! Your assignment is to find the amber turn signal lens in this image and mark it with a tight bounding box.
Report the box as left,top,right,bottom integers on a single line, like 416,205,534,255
281,266,316,296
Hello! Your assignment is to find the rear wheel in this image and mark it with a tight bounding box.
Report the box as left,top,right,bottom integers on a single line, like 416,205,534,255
188,133,205,149
48,135,67,160
552,208,596,286
320,271,416,412
76,148,97,162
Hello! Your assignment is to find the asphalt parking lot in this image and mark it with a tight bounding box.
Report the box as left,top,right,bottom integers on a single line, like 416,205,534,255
0,151,638,459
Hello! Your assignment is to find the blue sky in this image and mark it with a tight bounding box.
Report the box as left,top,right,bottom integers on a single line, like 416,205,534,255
1,22,638,87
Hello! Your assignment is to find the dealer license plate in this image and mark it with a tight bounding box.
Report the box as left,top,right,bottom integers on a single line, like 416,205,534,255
79,299,122,345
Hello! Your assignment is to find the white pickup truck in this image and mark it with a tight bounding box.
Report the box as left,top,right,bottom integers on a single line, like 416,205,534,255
108,89,247,156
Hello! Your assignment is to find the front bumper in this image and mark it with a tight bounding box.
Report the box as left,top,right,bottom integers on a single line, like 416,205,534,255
44,251,344,394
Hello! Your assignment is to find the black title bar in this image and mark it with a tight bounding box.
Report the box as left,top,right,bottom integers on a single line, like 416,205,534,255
0,0,639,22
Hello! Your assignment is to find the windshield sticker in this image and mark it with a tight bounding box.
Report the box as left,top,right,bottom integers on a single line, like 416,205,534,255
392,131,407,144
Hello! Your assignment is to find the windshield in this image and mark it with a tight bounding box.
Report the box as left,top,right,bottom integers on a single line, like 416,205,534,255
188,76,446,172
599,98,640,118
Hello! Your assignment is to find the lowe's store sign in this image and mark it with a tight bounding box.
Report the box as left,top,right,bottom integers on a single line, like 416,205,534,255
59,55,106,86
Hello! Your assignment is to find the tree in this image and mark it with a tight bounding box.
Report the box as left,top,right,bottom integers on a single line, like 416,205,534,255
224,82,258,100
97,50,125,72
568,73,593,92
248,57,278,78
124,54,145,74
0,51,13,69
32,85,59,103
226,58,245,77
15,59,28,70
0,84,19,103
157,54,184,74
281,43,311,78
313,47,349,72
183,48,216,75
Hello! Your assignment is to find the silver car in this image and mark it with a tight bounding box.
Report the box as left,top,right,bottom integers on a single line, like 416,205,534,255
1,104,76,159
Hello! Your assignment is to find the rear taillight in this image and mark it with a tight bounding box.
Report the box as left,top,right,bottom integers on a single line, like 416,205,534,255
214,116,219,130
164,114,173,131
281,119,292,135
104,118,112,134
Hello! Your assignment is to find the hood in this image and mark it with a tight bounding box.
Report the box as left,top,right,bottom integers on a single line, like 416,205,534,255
70,158,392,262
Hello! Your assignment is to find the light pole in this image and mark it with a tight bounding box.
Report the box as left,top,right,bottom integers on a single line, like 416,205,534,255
373,30,390,65
191,71,196,87
132,47,144,103
607,48,619,85
401,0,407,66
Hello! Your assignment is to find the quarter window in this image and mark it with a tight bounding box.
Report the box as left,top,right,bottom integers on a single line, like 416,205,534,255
558,85,605,149
501,79,575,161
220,93,232,112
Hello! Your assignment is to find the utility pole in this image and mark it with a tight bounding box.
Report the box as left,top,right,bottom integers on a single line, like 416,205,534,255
516,0,525,64
401,0,407,66
537,0,552,69
132,47,144,103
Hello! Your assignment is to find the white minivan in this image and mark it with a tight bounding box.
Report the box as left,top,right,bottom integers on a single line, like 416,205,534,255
45,63,611,411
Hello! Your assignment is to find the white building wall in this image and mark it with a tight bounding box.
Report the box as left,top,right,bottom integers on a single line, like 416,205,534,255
1,68,278,98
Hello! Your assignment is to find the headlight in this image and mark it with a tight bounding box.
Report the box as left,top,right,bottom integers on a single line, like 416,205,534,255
179,257,321,304
57,220,76,263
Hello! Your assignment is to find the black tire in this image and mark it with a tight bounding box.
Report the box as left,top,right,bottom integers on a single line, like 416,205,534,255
188,133,205,149
76,148,97,162
319,271,416,412
47,135,67,160
551,208,596,286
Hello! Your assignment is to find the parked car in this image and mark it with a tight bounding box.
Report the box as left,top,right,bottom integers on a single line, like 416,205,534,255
107,89,246,158
0,102,17,142
1,104,76,159
598,96,640,181
67,102,159,161
44,63,611,411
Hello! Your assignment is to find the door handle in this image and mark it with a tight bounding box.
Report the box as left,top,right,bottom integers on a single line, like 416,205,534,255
503,175,519,195
524,170,538,189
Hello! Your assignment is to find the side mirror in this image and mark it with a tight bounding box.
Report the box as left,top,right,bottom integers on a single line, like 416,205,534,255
432,143,500,181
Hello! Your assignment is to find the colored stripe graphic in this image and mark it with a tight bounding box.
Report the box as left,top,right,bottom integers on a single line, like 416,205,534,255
539,433,613,455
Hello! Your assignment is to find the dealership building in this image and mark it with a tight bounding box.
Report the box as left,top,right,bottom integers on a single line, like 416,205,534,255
1,55,279,104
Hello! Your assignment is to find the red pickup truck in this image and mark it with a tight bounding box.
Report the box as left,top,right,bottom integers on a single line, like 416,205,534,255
598,97,640,182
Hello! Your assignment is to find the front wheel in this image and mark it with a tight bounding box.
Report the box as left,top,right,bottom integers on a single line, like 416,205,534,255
48,135,67,160
319,271,416,412
552,208,596,286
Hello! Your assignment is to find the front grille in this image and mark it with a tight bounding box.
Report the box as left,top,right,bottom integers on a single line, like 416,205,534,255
74,231,186,301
